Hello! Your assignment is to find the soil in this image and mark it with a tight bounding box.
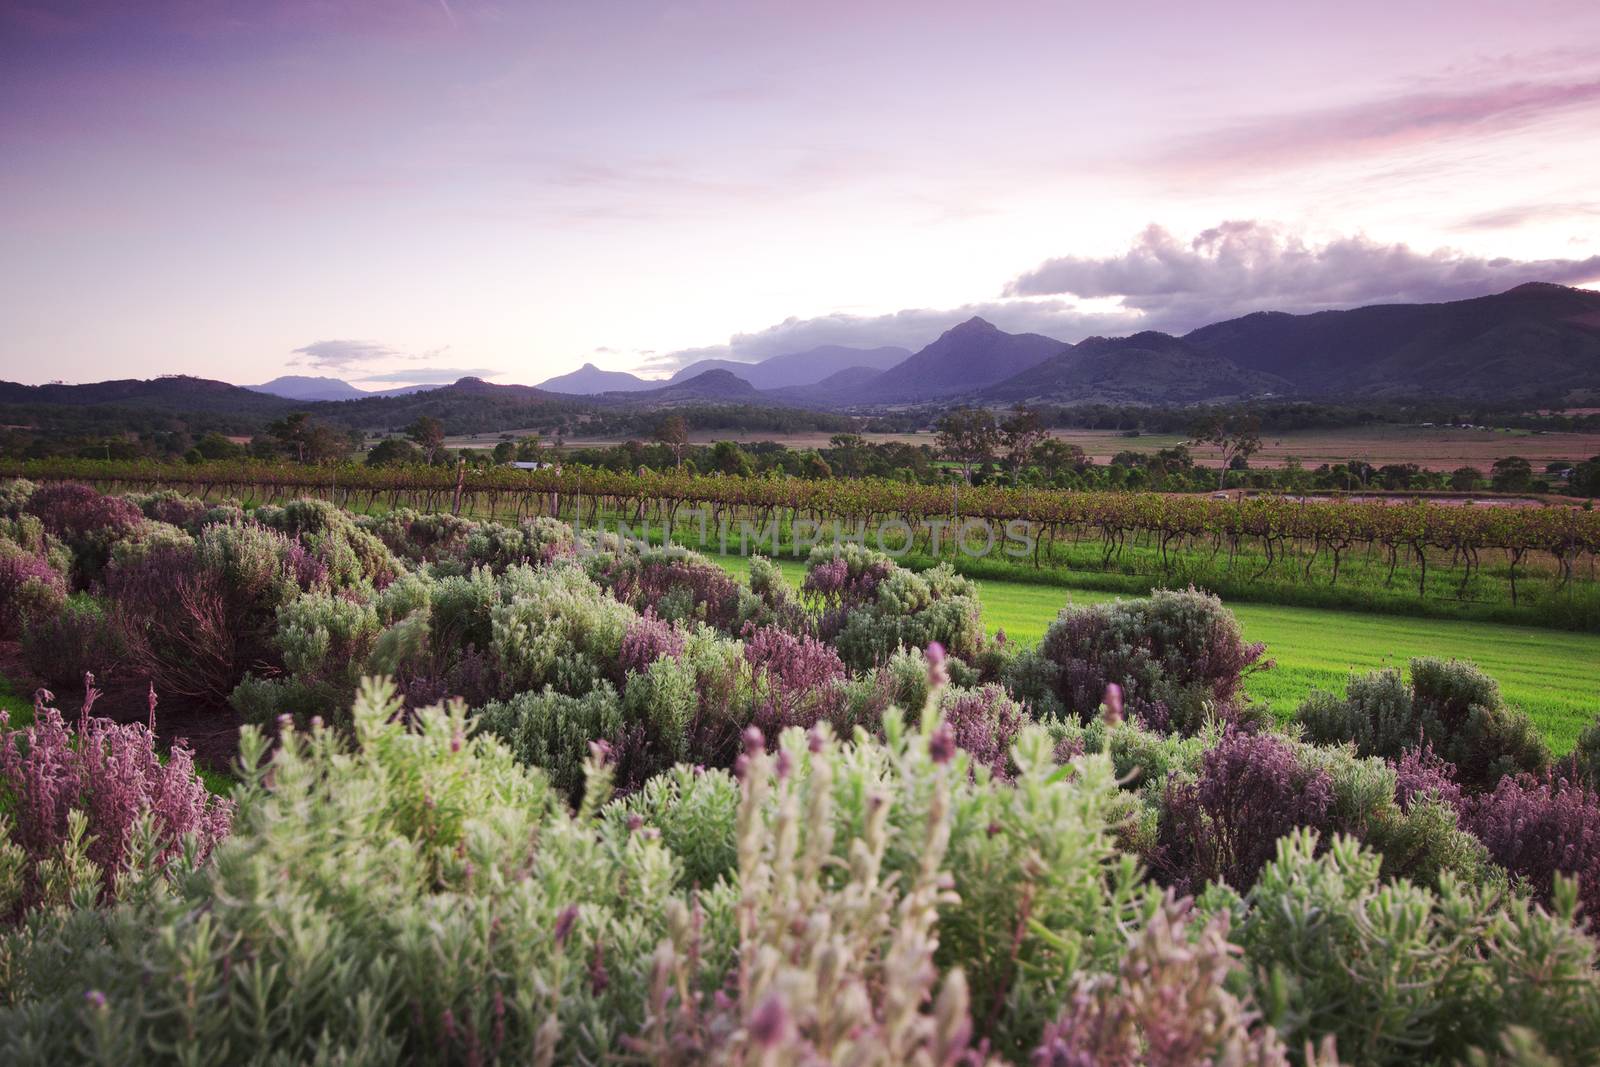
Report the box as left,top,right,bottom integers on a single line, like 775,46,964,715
0,640,244,777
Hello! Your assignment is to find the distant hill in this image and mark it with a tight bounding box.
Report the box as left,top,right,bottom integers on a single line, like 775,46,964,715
982,332,1288,405
0,375,294,415
865,317,1064,401
250,375,366,401
536,363,655,394
622,368,764,404
248,376,436,401
1182,282,1600,401
670,344,911,390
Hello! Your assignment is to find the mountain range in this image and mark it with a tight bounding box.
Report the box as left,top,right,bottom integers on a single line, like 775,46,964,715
533,344,912,395
7,284,1599,429
249,376,438,402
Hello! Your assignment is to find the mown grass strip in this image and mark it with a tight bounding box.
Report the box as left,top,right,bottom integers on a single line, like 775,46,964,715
711,554,1600,754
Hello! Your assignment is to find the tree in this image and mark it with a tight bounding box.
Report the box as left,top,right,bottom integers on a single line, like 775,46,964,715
935,407,999,481
407,416,446,464
709,440,752,476
1032,438,1087,480
1000,406,1049,469
1491,455,1534,492
1188,413,1261,489
267,412,314,463
1572,455,1600,498
514,435,543,462
828,433,867,477
367,438,425,468
1450,466,1484,492
194,431,244,461
654,415,690,468
492,440,515,464
303,424,353,464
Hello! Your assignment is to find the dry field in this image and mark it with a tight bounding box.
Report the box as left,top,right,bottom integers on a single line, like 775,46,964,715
550,423,1600,471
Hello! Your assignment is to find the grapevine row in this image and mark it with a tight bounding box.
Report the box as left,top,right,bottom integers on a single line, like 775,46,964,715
7,457,1597,602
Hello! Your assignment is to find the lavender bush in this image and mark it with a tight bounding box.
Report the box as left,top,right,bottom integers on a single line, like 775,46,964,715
1153,728,1334,894
0,681,230,917
1296,658,1549,792
1010,588,1269,734
0,538,65,638
1465,773,1600,929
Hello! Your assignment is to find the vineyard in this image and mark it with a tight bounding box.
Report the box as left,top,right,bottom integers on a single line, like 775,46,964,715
2,475,1600,1063
9,457,1600,627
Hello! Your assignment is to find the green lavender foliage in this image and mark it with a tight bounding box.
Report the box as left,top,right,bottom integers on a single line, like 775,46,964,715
229,592,383,724
476,683,624,798
254,498,405,590
0,680,703,1064
1237,831,1600,1066
1296,658,1549,791
491,562,633,696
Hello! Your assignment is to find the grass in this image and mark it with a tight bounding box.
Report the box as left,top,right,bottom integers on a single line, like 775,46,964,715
0,675,32,730
711,553,1600,755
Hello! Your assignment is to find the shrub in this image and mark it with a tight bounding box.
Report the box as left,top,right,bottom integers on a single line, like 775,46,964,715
805,546,985,670
0,681,1031,1063
1030,895,1289,1066
1153,729,1334,894
127,489,213,530
229,593,382,724
20,593,125,687
461,514,574,572
255,498,403,590
1237,831,1600,1065
25,482,144,544
0,538,65,638
604,764,739,890
1570,716,1600,792
1390,744,1464,811
742,624,847,738
1013,588,1268,734
746,553,810,633
588,544,754,633
1466,775,1600,929
938,683,1027,780
0,686,231,917
490,563,634,698
0,478,37,518
1296,658,1550,792
362,508,479,567
23,483,145,587
106,523,307,701
475,683,625,799
617,611,685,676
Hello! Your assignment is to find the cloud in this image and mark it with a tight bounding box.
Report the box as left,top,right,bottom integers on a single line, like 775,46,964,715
1161,74,1600,174
354,367,500,385
1454,202,1600,231
289,339,453,372
289,339,404,371
1004,221,1600,332
638,300,1141,373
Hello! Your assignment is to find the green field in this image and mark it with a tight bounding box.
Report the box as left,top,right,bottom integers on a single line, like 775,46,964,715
712,554,1600,753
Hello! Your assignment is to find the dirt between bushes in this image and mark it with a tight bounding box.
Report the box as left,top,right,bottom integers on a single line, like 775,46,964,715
0,639,244,777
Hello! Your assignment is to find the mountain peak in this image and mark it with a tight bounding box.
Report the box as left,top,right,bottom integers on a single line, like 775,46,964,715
949,315,998,334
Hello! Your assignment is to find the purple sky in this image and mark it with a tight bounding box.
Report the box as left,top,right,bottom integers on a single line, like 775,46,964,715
3,0,1599,387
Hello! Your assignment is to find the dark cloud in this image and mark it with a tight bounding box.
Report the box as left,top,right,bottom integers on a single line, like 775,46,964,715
1005,221,1600,332
1161,75,1600,174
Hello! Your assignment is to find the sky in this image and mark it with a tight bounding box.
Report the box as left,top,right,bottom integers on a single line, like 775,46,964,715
2,0,1599,388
